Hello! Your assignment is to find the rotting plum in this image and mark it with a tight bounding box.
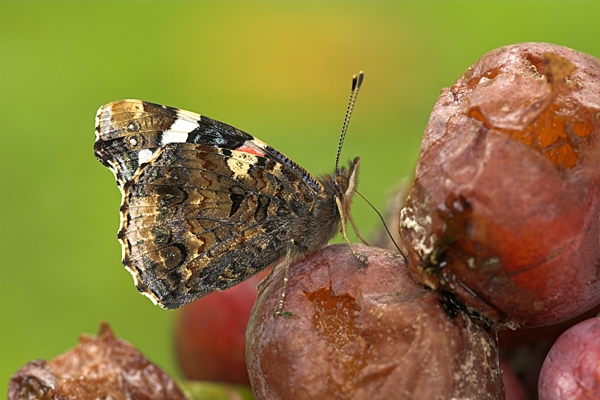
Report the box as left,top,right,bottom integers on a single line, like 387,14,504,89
400,43,600,328
246,244,504,400
8,323,186,400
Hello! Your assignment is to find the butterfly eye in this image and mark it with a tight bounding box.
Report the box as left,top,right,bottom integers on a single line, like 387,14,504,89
335,175,349,192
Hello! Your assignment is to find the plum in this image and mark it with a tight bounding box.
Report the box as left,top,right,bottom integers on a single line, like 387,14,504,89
8,323,185,400
175,272,267,385
400,43,600,327
246,244,504,399
538,316,600,399
501,359,527,400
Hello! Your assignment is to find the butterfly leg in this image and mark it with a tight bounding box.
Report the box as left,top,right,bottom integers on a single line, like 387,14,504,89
348,212,370,246
273,246,294,317
335,197,368,265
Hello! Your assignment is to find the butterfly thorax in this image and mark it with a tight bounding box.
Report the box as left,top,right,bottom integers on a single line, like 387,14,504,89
287,157,360,261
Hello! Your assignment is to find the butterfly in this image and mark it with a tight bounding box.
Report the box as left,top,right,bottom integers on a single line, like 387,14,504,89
94,72,365,313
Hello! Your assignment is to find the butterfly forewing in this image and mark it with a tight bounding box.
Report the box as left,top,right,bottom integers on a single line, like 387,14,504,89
95,100,335,308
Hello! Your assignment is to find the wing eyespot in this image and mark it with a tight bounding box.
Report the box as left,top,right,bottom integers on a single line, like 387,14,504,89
127,134,145,150
127,122,138,132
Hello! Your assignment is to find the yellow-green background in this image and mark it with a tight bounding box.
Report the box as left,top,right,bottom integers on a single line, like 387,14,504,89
2,1,599,394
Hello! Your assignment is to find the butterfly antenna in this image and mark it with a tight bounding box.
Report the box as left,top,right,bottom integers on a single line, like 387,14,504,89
355,189,407,262
335,71,364,172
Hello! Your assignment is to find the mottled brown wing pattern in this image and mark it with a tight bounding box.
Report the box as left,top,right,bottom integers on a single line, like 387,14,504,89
95,100,357,309
121,143,318,308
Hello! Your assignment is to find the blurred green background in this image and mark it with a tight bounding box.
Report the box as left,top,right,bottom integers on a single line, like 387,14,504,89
2,0,599,394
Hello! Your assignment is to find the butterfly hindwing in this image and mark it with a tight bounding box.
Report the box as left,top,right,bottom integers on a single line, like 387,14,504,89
95,100,332,308
121,143,318,308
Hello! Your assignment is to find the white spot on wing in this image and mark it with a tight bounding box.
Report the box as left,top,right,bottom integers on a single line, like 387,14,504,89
177,108,202,122
161,130,189,144
137,149,154,164
95,105,113,141
160,110,201,145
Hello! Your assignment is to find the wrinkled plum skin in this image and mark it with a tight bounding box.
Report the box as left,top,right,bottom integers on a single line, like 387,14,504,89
9,324,186,400
401,43,600,328
247,244,504,400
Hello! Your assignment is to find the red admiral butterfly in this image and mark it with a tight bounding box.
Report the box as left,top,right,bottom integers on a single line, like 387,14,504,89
95,72,365,313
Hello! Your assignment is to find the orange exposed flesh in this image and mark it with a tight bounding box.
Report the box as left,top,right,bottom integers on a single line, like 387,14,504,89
401,43,600,328
246,245,504,399
470,104,596,169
